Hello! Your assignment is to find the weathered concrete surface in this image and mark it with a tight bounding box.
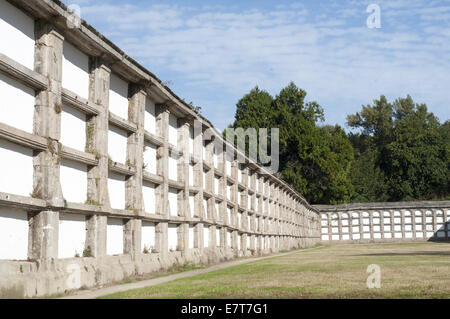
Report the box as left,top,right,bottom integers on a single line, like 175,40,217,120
0,0,321,298
59,246,323,299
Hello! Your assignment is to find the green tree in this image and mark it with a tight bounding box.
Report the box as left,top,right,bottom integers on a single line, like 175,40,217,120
229,82,354,204
347,95,449,201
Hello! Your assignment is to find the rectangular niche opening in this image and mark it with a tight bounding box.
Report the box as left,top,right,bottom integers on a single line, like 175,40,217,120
109,73,129,120
168,113,178,147
60,158,88,204
58,213,86,259
168,155,178,181
141,221,156,253
0,0,35,69
168,188,179,216
216,228,221,247
108,172,126,209
0,72,35,134
168,224,178,251
108,124,128,164
0,139,33,197
0,206,28,260
143,142,157,175
60,104,87,152
144,97,156,135
203,226,209,248
142,181,156,214
62,41,90,99
107,217,124,256
188,226,194,249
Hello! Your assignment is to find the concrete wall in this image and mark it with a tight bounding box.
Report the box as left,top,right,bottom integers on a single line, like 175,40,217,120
0,0,320,298
316,201,450,243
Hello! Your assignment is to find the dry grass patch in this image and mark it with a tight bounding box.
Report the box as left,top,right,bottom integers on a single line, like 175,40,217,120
101,242,450,299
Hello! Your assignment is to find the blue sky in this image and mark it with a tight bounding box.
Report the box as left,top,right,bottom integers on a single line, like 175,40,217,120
67,0,449,130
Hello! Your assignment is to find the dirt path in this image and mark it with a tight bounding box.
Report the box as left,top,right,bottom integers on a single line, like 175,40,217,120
59,247,323,299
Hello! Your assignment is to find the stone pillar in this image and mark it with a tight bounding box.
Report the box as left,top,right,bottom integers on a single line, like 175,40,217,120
178,223,188,253
156,105,169,217
30,23,64,264
124,219,141,258
242,233,248,254
193,120,204,219
126,85,146,214
155,222,168,258
195,223,203,252
84,58,111,257
85,215,107,258
211,225,217,248
179,119,190,254
86,60,110,206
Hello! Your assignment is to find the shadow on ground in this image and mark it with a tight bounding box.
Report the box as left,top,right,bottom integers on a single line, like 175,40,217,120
351,251,450,257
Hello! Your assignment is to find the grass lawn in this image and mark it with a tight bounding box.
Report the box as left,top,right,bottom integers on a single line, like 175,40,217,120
101,242,450,299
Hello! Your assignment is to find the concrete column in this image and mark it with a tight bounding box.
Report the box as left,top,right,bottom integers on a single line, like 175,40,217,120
390,210,395,239
29,211,59,262
84,58,111,257
193,121,203,219
178,223,188,253
126,85,146,215
400,209,406,240
124,219,141,258
444,209,448,240
232,230,238,252
178,119,190,254
156,106,169,217
211,225,217,248
155,222,168,258
195,223,203,252
87,59,111,209
30,23,64,263
85,215,107,258
179,119,190,217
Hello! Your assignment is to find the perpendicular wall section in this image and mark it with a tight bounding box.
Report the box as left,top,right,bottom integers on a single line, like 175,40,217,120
317,202,450,243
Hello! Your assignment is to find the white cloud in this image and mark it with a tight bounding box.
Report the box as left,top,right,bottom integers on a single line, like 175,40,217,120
72,0,449,129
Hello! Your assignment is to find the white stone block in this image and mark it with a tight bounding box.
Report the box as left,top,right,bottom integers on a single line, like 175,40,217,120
144,97,156,135
60,159,87,204
168,225,178,251
141,222,155,252
61,104,87,151
58,213,86,259
107,218,123,255
108,172,126,209
62,41,90,99
108,125,128,164
0,207,28,260
0,72,35,133
109,73,129,120
0,0,35,69
0,139,33,197
142,182,156,214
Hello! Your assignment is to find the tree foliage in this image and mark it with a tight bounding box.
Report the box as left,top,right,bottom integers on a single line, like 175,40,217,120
229,82,354,204
228,86,448,204
348,95,449,201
